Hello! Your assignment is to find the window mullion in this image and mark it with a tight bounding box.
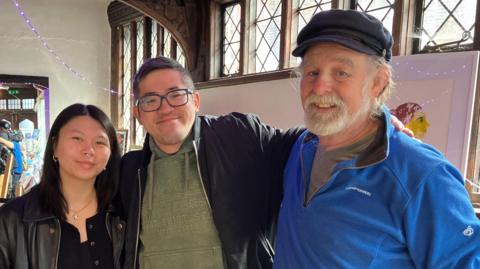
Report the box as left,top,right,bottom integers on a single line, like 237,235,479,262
158,25,164,57
111,26,122,128
332,0,346,9
119,26,125,130
129,20,137,146
144,17,152,59
238,1,245,75
171,39,178,60
280,0,292,69
393,0,415,55
244,0,256,74
348,0,357,9
474,0,480,50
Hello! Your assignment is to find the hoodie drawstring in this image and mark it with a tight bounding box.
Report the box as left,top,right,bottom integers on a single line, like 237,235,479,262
184,152,189,192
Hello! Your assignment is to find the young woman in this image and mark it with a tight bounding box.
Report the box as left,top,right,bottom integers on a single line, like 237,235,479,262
0,104,124,269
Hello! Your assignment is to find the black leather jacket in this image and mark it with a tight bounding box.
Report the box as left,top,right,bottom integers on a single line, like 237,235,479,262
119,113,302,269
0,187,125,269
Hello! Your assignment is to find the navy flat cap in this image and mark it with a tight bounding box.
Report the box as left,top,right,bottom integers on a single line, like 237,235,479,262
292,9,393,61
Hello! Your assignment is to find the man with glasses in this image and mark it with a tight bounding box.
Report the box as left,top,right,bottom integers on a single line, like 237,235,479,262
118,56,302,269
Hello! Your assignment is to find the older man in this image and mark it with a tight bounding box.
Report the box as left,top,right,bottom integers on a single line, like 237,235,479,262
274,9,480,268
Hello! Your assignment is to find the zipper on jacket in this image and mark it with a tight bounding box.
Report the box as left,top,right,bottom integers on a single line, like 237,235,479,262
192,142,212,211
54,219,61,269
259,234,274,262
134,168,142,269
105,212,112,240
301,140,389,207
193,140,228,264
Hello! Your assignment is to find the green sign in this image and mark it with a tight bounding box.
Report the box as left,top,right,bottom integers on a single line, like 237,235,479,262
8,89,20,95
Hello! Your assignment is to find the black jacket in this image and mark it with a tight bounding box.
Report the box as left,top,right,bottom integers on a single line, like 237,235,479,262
0,187,125,269
119,113,302,269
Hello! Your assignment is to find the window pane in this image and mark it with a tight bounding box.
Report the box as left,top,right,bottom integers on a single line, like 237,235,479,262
151,23,158,58
163,30,172,58
292,0,333,66
419,0,476,51
122,23,132,131
135,119,145,146
0,99,6,110
22,98,35,109
8,99,21,110
255,0,282,72
177,45,186,67
356,0,395,34
297,0,332,31
136,19,145,71
152,24,185,66
222,3,241,76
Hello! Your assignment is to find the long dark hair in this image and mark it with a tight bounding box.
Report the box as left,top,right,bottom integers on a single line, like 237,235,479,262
38,103,120,219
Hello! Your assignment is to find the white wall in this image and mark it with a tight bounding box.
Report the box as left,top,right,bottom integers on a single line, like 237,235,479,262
199,78,305,130
0,0,112,122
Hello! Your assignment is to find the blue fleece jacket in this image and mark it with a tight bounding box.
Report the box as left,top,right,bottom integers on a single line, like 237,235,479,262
274,107,480,269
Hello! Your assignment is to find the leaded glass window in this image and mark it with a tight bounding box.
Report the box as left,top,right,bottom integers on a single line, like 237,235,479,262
297,0,332,31
151,22,158,58
136,19,145,68
255,0,282,72
122,23,132,133
222,3,241,76
163,31,172,59
292,0,333,66
177,45,186,67
418,0,476,51
356,0,395,34
135,19,146,146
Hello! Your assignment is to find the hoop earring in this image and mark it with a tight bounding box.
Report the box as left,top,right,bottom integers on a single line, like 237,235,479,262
53,156,58,162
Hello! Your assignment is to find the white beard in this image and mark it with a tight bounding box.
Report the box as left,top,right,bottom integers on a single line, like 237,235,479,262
303,86,373,137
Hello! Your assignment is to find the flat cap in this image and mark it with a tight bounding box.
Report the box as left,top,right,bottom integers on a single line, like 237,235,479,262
292,9,393,61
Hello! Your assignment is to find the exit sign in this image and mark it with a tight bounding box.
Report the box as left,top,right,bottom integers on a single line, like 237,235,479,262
8,89,19,95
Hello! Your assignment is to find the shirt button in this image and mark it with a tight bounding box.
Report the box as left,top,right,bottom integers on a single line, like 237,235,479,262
94,260,100,266
90,241,95,247
88,224,94,230
49,228,55,234
117,223,123,230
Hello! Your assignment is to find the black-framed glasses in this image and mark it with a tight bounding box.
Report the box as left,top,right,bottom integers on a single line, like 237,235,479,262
136,89,193,112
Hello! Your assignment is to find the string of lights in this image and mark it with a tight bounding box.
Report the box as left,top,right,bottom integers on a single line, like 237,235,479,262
10,0,118,96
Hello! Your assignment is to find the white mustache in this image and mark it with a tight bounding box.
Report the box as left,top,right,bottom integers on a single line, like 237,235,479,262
304,94,345,110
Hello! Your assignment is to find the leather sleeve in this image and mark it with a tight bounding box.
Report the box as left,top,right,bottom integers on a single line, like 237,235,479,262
0,204,19,269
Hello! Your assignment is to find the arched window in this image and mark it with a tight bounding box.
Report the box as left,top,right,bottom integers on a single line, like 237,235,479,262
108,2,187,147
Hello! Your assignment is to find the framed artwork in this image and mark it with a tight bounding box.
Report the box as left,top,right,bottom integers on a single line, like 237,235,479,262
388,51,479,179
116,129,128,155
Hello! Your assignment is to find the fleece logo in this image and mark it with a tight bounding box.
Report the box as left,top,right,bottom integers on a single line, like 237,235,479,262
345,186,371,197
463,226,474,237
